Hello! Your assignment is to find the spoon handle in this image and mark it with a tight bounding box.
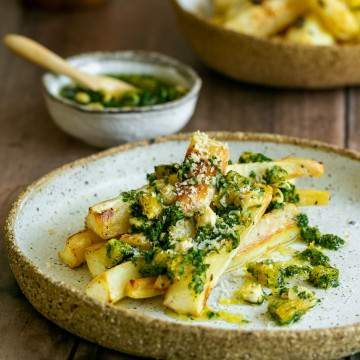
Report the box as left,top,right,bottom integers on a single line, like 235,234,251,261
3,34,97,90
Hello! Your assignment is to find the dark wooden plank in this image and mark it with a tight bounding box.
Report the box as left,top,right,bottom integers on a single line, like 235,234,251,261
0,186,76,360
71,340,98,360
186,72,345,146
347,88,360,151
345,355,360,360
70,340,140,360
0,1,93,359
0,0,349,359
95,347,140,360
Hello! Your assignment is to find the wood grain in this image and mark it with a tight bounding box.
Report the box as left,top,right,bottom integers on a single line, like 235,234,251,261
347,89,360,151
0,0,355,359
186,72,345,146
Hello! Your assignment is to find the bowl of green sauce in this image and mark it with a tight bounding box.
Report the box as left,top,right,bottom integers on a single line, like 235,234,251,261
42,51,201,147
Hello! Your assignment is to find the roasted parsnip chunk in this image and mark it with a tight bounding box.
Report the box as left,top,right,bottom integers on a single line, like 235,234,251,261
284,15,335,46
85,238,136,277
86,261,140,303
84,242,109,277
297,189,330,206
176,183,215,214
186,131,230,174
138,192,162,220
210,0,360,46
120,233,151,250
228,204,300,271
125,277,165,299
59,229,102,268
86,196,130,239
222,0,308,37
227,157,324,180
213,0,250,18
309,0,359,41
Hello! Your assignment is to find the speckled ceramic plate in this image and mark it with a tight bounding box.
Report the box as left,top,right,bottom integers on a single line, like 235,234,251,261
5,133,360,360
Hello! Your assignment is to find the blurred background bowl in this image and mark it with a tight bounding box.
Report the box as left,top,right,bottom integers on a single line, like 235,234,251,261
172,0,360,89
43,51,201,148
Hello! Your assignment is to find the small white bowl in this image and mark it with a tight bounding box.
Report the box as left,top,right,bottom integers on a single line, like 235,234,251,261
42,51,201,147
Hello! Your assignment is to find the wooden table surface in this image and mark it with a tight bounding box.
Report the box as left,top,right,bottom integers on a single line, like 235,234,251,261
1,0,360,359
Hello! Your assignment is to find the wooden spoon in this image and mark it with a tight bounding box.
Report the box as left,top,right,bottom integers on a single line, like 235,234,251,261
3,34,136,97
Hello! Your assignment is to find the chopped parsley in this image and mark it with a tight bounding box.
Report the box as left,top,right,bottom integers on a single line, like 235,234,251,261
247,260,284,288
297,245,330,266
238,151,272,163
296,213,345,250
296,213,309,228
194,219,240,251
301,225,322,244
154,164,178,180
316,234,345,250
206,310,218,319
247,261,311,289
130,203,184,250
182,248,209,294
121,190,138,202
178,157,195,180
139,264,168,277
146,172,157,185
268,286,318,325
263,166,288,184
281,264,311,281
309,265,339,289
279,182,299,204
60,74,188,109
267,201,285,212
106,239,135,266
162,204,185,228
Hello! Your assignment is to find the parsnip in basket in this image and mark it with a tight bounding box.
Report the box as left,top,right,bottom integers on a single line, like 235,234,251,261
212,0,360,45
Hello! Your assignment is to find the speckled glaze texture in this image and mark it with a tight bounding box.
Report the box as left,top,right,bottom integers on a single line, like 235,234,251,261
43,51,201,147
172,0,360,89
4,132,360,360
